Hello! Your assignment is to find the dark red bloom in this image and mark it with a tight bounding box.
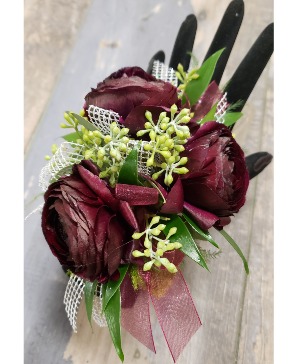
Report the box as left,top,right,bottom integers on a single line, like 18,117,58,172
181,121,249,228
41,160,159,282
84,67,179,134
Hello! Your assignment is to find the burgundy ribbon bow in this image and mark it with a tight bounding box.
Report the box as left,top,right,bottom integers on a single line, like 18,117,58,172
120,268,202,362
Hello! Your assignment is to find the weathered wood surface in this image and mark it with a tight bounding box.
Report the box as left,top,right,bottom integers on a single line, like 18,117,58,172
24,0,273,363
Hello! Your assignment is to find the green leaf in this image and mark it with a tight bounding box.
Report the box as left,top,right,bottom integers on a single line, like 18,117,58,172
104,288,124,362
198,102,218,125
223,112,243,127
165,215,209,271
102,265,129,311
118,149,139,185
218,229,249,274
62,131,81,142
84,280,98,326
71,112,98,131
184,48,225,105
182,212,219,248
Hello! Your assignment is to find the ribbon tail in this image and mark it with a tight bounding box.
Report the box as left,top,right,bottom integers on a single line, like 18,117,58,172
120,272,156,353
150,269,202,362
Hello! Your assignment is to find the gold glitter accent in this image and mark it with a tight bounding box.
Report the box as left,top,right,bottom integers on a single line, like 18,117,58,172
150,269,176,299
129,265,146,291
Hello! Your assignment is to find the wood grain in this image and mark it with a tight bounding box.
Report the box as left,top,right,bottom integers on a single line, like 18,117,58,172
24,0,273,363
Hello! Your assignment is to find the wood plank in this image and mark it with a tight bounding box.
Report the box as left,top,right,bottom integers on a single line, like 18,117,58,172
24,0,273,363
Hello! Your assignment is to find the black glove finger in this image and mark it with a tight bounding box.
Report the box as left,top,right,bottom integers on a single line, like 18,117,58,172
203,0,244,85
146,50,165,74
246,152,273,179
169,14,197,71
225,23,274,111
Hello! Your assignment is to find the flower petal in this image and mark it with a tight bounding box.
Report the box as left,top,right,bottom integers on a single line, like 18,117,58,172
160,178,184,214
183,202,219,230
115,184,159,205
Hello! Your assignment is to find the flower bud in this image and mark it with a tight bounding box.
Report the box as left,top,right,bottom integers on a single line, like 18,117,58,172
151,228,161,236
166,243,175,251
144,238,152,249
93,130,102,138
84,150,94,159
97,148,105,158
122,137,129,143
174,242,182,249
171,104,178,115
104,135,112,144
157,224,166,231
167,227,177,237
151,216,160,225
110,149,117,158
157,241,165,249
156,248,164,257
167,263,178,273
160,257,170,267
167,156,176,164
160,122,168,130
143,260,154,271
51,144,58,154
174,167,189,174
145,122,152,129
144,143,152,151
167,125,175,134
149,130,156,141
160,151,171,159
145,111,153,122
179,157,188,165
174,145,185,152
165,174,173,186
164,139,174,148
136,130,148,137
132,250,144,257
143,249,151,257
132,232,144,239
120,127,129,136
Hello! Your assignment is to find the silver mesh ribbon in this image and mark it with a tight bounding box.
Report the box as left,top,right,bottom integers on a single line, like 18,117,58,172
39,142,84,191
63,274,85,332
128,140,154,176
215,92,228,124
92,285,107,327
152,60,178,86
87,105,121,134
63,276,107,331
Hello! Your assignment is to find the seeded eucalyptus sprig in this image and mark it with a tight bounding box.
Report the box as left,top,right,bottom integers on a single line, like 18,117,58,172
132,215,182,273
137,104,191,186
176,63,200,98
60,110,133,186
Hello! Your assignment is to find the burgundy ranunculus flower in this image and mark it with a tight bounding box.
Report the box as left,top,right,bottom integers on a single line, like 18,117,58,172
85,67,179,134
41,160,159,282
181,121,249,229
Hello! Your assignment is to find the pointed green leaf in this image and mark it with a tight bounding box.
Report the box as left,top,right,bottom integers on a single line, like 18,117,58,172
184,48,225,105
198,102,218,125
118,149,139,185
104,288,124,362
182,212,219,248
71,112,98,131
62,131,81,142
165,215,209,271
223,112,243,127
102,265,129,311
84,280,98,326
219,229,249,274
